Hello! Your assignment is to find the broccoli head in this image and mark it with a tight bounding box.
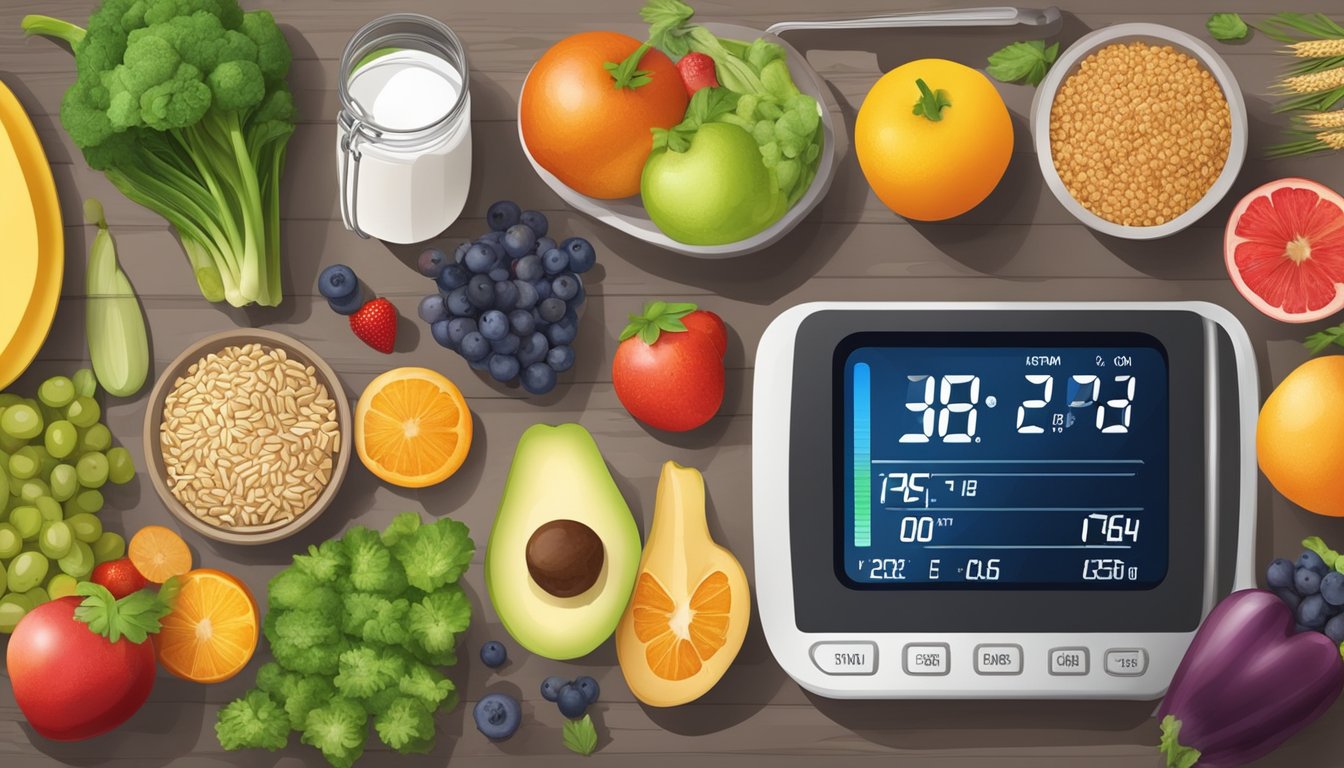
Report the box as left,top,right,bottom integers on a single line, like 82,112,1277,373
216,690,290,751
301,697,368,768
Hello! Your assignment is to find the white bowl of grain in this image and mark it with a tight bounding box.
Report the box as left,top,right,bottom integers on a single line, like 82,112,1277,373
144,329,352,545
1031,23,1248,239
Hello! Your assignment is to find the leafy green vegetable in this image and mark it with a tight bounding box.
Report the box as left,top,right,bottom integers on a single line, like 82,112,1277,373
1304,324,1344,354
73,579,176,644
83,199,148,398
563,714,599,756
219,514,475,767
1207,13,1250,41
21,0,295,308
986,40,1059,86
620,301,698,345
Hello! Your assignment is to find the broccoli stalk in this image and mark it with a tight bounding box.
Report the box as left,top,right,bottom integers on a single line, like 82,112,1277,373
21,0,294,307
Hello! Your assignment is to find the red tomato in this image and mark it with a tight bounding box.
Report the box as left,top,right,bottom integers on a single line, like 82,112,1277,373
613,309,726,432
6,597,157,741
92,559,150,599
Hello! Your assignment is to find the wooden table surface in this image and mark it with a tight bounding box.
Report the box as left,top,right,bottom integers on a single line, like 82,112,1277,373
2,0,1342,765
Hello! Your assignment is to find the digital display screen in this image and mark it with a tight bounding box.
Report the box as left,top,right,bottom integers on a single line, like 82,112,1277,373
839,335,1169,589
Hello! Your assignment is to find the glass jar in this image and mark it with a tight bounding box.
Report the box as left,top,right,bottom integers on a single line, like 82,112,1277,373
337,14,471,244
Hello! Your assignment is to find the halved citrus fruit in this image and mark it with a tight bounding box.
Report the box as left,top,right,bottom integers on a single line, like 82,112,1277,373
155,568,259,684
355,367,472,488
630,571,733,681
128,525,192,583
1225,177,1344,323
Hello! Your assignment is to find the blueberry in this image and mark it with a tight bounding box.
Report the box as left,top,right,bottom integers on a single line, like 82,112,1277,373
468,274,496,309
1275,587,1303,611
460,332,490,362
1296,622,1314,634
474,693,522,740
1300,550,1329,575
328,288,365,316
1328,614,1344,644
437,263,470,293
551,274,579,301
493,280,520,312
479,310,510,341
453,241,472,264
1323,571,1344,606
573,675,599,705
519,332,550,367
417,248,448,278
557,684,587,718
487,200,522,232
542,247,569,275
532,278,553,302
535,237,556,257
318,264,358,300
465,243,497,274
479,230,506,246
503,224,538,260
515,254,544,282
562,237,597,273
1266,558,1296,589
1298,567,1323,595
546,316,578,346
489,267,511,283
491,333,521,356
509,309,536,336
569,281,586,308
447,317,477,344
522,362,557,395
418,294,449,324
431,320,454,349
547,345,575,372
1300,593,1330,629
541,676,568,702
531,307,548,329
479,640,507,668
521,210,549,238
488,353,521,383
469,356,490,371
515,280,539,310
539,298,566,324
446,286,475,317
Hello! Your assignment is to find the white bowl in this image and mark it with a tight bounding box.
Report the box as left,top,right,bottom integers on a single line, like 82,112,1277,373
519,22,840,259
1030,23,1248,240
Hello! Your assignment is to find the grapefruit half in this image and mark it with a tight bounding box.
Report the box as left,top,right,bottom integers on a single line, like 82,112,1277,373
1225,178,1344,323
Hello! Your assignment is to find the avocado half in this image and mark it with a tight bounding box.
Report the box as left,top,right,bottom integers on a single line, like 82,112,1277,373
485,423,642,660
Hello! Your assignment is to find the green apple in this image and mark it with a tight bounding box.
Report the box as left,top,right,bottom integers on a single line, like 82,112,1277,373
641,122,785,246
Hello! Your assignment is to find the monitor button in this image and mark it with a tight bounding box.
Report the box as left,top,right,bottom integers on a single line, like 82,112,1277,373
974,644,1023,675
1105,648,1148,677
810,642,877,676
1049,647,1089,676
903,643,950,676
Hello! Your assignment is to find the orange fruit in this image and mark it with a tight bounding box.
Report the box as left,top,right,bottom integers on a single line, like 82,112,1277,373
630,571,732,681
855,58,1013,221
155,569,259,684
1258,355,1344,516
128,525,192,583
355,367,472,488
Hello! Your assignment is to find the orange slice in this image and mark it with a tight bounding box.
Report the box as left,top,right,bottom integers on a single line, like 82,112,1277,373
155,568,259,684
355,367,472,488
128,525,192,583
631,571,732,681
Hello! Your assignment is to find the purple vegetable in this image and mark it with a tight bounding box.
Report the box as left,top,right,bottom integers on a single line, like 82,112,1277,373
1158,589,1344,767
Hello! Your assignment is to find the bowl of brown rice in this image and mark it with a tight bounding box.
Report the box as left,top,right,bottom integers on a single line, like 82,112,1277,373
143,329,353,545
1031,23,1248,239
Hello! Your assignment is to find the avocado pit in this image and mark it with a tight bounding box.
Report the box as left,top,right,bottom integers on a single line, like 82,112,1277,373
526,519,604,598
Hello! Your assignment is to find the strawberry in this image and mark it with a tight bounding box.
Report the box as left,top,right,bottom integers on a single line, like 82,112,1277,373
90,559,150,599
349,298,398,354
676,52,719,97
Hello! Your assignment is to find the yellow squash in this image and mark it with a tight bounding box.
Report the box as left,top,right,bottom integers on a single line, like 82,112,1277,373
616,461,749,707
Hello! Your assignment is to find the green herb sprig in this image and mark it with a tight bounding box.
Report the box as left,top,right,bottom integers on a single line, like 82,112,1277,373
986,40,1059,86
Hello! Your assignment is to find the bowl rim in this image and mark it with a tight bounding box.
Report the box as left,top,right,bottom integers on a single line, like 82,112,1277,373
1030,22,1249,240
517,20,841,259
142,328,353,546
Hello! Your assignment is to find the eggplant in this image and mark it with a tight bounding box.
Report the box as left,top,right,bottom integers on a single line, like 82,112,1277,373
1158,589,1344,767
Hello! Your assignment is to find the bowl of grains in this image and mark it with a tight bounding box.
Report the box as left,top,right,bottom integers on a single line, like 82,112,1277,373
1031,23,1248,239
143,329,352,545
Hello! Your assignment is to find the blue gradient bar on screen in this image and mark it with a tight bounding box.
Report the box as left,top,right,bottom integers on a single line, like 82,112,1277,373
853,362,871,547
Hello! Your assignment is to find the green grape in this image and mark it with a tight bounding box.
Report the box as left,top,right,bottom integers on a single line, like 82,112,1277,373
39,521,72,559
0,403,42,440
7,551,49,593
57,540,94,579
44,420,77,459
106,447,135,485
67,513,102,543
79,423,112,454
0,556,5,593
10,506,40,540
75,489,103,515
0,433,24,455
72,369,97,399
65,397,100,429
34,496,61,523
19,479,50,505
47,573,78,599
0,595,27,632
0,394,21,408
0,523,20,558
37,376,75,409
76,452,109,489
33,446,57,478
7,447,39,480
23,587,49,607
92,531,126,563
49,464,77,502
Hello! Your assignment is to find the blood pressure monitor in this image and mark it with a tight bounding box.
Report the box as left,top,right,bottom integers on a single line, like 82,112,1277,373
752,303,1258,699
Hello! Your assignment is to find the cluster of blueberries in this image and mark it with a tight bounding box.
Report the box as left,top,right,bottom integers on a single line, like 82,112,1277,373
472,640,601,740
1266,548,1344,642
